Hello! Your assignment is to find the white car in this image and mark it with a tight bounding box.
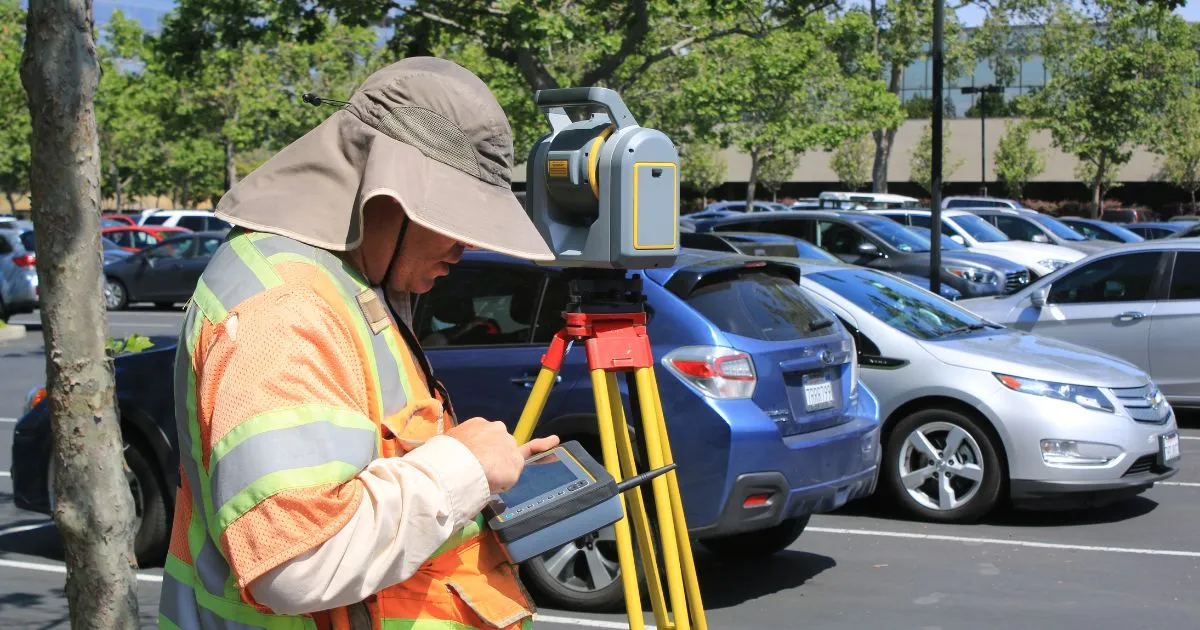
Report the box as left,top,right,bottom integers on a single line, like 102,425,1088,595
817,191,921,210
942,195,1027,210
870,208,1085,278
137,209,232,232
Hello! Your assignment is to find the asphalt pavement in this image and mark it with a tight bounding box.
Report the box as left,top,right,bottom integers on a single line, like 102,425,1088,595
3,309,1200,629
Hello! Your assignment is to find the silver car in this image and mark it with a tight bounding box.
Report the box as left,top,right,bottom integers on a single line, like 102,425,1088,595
796,261,1180,523
958,207,1117,255
962,239,1200,408
0,228,38,320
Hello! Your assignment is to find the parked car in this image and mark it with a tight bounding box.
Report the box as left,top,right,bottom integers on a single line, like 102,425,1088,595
681,230,962,300
1100,207,1155,224
688,211,1030,298
799,262,1180,521
941,196,1028,210
1060,217,1145,243
961,240,1200,408
137,209,233,232
103,231,227,310
870,208,1084,278
102,225,191,252
14,248,882,611
101,213,137,227
957,207,1116,254
17,229,130,266
1127,222,1197,239
1164,223,1200,239
0,228,37,319
817,191,920,210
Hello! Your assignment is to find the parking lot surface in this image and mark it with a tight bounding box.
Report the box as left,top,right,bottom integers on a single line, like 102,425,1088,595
3,309,1199,629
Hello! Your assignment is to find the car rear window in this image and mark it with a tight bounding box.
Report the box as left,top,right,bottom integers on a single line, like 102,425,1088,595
142,215,169,226
684,269,832,341
19,230,35,252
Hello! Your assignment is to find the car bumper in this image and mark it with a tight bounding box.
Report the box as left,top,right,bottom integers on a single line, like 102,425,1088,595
992,385,1181,507
10,409,53,514
954,279,1004,298
3,270,39,311
689,386,881,539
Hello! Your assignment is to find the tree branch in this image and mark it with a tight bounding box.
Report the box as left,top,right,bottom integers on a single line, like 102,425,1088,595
580,1,650,86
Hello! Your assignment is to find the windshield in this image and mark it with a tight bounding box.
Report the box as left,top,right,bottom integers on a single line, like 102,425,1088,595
948,214,1008,243
859,219,931,253
1098,222,1144,242
102,237,121,251
909,226,966,250
1031,214,1086,241
808,268,990,340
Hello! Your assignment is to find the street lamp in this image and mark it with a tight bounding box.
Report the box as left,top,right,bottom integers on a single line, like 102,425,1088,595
961,84,1003,196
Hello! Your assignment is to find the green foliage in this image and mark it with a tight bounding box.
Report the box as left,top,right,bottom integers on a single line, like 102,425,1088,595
105,334,155,357
909,122,963,196
758,151,799,201
0,0,30,209
1150,61,1200,205
903,95,957,119
1020,0,1198,214
831,135,873,192
680,144,726,203
993,122,1045,198
963,91,1014,118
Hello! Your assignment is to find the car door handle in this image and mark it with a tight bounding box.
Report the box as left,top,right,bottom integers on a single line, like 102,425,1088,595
1116,311,1145,322
511,374,562,388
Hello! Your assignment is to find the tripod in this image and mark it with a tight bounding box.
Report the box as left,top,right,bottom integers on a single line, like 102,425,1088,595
512,270,707,630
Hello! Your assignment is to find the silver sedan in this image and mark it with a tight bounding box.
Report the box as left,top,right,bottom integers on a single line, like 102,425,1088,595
961,239,1200,408
796,262,1179,523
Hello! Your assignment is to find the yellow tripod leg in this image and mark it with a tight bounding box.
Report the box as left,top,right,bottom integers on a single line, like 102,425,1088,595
647,368,708,630
605,373,670,630
590,369,644,630
634,367,690,630
513,366,560,445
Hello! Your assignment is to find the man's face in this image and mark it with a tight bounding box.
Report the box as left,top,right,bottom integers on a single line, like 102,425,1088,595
359,196,466,294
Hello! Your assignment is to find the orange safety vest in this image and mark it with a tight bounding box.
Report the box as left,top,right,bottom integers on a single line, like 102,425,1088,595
158,230,534,630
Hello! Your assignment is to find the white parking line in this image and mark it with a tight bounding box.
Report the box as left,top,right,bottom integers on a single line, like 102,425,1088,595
0,521,53,536
534,614,654,629
0,417,16,423
1179,436,1200,441
0,471,10,477
0,558,163,583
807,526,1200,558
1159,481,1200,487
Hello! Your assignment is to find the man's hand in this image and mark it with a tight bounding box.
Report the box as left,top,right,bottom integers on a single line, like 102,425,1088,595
445,418,559,493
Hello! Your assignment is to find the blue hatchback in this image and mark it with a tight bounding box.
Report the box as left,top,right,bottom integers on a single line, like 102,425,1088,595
10,248,881,612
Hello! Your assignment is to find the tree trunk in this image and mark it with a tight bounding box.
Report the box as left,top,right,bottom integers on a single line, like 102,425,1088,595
224,135,238,192
19,1,139,628
745,148,760,209
5,190,15,213
871,129,895,193
110,162,122,211
1091,154,1106,219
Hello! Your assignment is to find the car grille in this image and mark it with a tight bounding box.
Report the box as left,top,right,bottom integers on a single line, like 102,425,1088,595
1003,270,1031,294
1111,383,1171,424
1123,454,1169,477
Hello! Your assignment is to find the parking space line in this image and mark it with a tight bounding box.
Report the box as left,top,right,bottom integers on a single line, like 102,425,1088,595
0,521,53,536
0,471,10,477
0,417,16,423
1179,436,1200,441
0,558,162,583
1159,481,1200,487
533,614,654,629
807,526,1200,558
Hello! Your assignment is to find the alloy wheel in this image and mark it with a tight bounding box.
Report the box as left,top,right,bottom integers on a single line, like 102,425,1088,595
538,526,620,593
897,421,985,511
104,279,125,310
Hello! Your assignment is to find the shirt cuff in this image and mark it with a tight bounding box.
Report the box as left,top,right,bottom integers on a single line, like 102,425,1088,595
402,434,491,528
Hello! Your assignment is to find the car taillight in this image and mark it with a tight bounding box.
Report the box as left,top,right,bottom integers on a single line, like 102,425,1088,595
662,346,756,399
12,253,35,267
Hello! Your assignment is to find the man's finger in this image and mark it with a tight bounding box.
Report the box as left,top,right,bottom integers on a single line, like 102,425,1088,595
519,435,561,458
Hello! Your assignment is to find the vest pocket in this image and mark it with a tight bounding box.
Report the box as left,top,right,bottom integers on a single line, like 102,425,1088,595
446,573,533,629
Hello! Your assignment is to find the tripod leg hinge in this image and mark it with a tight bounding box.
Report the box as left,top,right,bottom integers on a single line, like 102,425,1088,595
539,330,571,371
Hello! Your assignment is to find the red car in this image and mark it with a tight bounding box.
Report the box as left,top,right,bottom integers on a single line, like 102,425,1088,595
101,226,190,252
101,213,137,228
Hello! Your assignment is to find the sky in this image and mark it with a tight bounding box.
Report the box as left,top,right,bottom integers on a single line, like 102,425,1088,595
93,0,1200,31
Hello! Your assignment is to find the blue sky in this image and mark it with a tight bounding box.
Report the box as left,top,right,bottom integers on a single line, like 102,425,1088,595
96,0,1199,31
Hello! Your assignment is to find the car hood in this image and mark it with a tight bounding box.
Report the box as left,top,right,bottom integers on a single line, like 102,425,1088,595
919,329,1148,388
968,241,1084,263
938,251,1026,274
1063,238,1117,254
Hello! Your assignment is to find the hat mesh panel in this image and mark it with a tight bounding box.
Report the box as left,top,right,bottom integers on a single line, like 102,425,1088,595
378,107,481,177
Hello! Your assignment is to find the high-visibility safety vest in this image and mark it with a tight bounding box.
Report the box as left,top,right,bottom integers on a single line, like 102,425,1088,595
159,230,534,630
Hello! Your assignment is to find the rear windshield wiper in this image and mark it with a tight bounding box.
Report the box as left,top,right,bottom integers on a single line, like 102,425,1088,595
809,317,835,331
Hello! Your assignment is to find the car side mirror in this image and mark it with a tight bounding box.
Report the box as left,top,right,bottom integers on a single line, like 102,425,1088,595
1031,234,1051,244
856,242,880,256
1030,286,1049,308
950,235,965,245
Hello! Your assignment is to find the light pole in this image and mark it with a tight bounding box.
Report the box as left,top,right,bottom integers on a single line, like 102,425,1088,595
930,0,944,297
961,84,1003,196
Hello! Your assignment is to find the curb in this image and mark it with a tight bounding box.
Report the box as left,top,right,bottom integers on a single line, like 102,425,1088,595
0,324,28,342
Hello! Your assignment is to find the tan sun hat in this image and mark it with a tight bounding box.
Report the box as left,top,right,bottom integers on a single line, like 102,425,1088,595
214,56,554,261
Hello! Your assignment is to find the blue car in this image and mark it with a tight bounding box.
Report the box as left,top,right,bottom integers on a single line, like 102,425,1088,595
1126,221,1198,240
1058,217,1145,243
11,248,881,612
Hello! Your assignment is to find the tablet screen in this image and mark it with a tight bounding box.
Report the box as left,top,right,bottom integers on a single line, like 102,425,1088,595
501,454,579,507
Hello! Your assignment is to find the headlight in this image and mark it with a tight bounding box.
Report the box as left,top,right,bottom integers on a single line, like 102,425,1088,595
944,265,998,284
1039,259,1069,271
995,373,1114,413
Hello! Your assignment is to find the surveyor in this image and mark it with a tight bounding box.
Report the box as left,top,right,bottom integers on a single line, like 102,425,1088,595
158,56,559,630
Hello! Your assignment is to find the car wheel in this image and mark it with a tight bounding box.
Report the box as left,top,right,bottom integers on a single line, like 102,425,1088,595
520,524,626,612
699,515,809,560
0,294,8,321
883,409,1003,524
104,278,128,311
46,440,170,567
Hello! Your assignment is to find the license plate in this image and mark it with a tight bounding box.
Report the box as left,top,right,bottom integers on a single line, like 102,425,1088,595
803,374,835,412
1161,432,1181,465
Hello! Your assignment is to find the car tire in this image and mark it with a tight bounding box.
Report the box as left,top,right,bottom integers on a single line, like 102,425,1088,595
883,408,1004,524
698,515,809,560
126,442,170,567
104,278,129,311
0,294,8,321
